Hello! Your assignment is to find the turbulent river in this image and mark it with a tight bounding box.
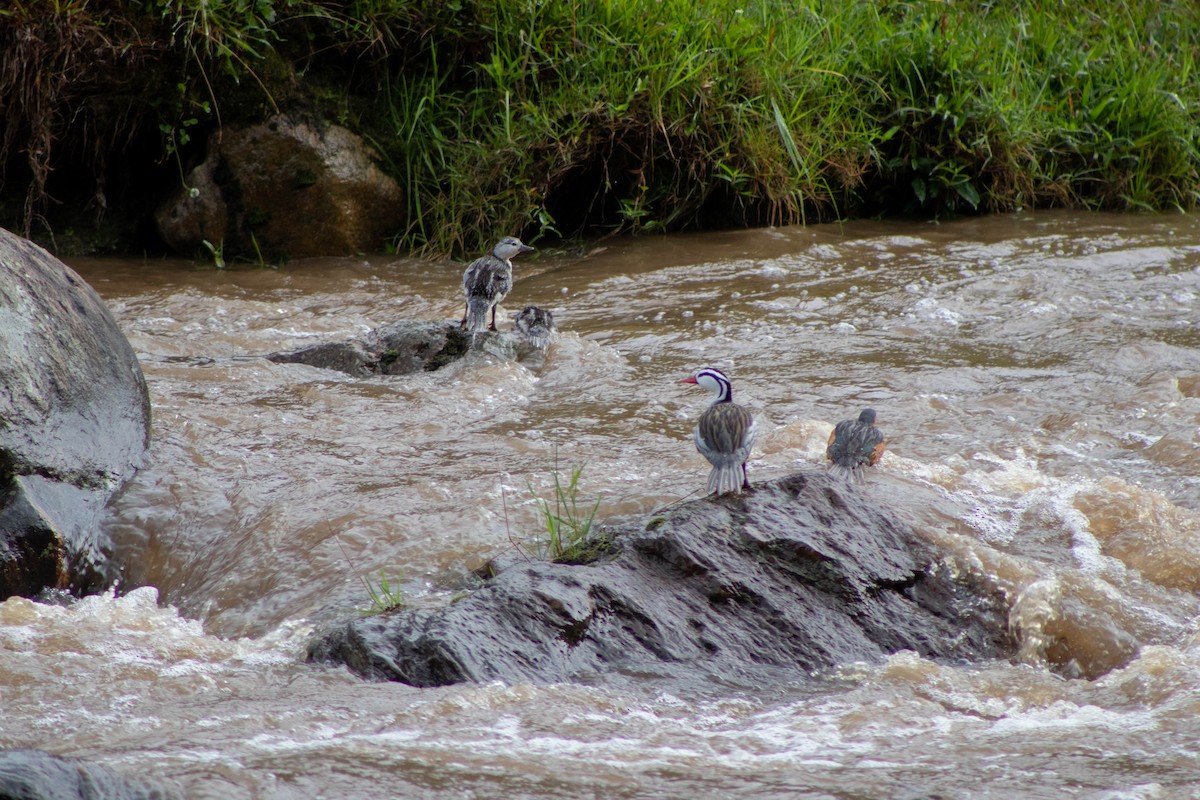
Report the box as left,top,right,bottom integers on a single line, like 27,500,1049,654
3,211,1200,799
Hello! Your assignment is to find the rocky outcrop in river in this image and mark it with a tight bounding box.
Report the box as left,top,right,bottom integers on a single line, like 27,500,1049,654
0,229,151,598
267,320,525,376
309,472,1014,688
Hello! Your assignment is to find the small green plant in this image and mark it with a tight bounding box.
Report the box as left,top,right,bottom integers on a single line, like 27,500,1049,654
523,465,601,562
361,569,406,615
249,232,266,268
332,531,405,615
201,238,225,269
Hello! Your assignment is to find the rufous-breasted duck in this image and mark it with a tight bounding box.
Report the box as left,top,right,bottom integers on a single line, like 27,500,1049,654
826,408,886,481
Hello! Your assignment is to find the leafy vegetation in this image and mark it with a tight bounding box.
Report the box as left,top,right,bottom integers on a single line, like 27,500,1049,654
381,0,1200,254
1,0,1198,256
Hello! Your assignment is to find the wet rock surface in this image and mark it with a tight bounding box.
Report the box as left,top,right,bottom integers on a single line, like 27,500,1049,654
266,321,518,376
0,748,181,800
308,472,1014,688
155,115,403,260
0,229,151,598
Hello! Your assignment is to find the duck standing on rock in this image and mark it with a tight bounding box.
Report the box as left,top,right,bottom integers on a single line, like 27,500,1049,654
513,305,556,349
826,408,886,481
681,367,757,495
461,236,535,333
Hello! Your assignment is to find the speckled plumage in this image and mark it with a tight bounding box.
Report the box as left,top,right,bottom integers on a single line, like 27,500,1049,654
513,305,556,349
461,237,534,333
826,408,886,481
682,367,757,495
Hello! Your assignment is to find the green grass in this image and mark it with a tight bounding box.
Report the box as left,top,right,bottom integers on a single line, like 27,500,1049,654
521,465,603,563
2,0,1198,256
332,531,406,614
360,569,406,615
375,0,1200,255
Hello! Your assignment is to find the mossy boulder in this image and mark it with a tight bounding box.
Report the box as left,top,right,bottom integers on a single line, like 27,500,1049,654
155,115,403,261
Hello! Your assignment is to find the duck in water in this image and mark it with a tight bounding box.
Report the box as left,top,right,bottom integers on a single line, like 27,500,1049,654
513,305,556,350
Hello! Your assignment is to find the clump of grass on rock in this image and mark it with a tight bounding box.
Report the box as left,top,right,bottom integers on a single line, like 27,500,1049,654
519,465,610,564
356,569,405,615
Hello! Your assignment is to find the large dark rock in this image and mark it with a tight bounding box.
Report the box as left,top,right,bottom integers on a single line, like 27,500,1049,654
155,115,403,261
0,749,180,800
266,321,518,376
0,228,151,598
308,473,1014,688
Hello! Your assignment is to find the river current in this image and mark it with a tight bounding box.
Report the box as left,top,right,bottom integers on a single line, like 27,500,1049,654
2,211,1200,798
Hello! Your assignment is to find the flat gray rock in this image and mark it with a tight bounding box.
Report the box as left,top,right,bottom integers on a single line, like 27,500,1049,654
266,320,516,376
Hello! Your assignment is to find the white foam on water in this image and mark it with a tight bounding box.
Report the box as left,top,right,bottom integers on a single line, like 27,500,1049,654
907,296,964,326
0,587,307,685
988,700,1157,736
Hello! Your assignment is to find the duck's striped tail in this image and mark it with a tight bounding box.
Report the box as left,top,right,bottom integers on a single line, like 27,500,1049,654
706,462,748,495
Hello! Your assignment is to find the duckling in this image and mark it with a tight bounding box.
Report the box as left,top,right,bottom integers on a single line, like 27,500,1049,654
513,305,556,350
461,236,535,333
681,367,757,495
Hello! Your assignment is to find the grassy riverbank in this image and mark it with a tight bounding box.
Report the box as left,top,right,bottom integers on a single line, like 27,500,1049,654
2,0,1198,257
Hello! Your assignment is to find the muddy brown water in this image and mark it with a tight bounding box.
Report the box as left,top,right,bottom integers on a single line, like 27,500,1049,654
2,211,1200,798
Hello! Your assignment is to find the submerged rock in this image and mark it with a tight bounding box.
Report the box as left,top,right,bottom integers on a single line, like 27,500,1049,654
0,748,181,800
0,229,151,599
266,321,519,376
308,473,1013,688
